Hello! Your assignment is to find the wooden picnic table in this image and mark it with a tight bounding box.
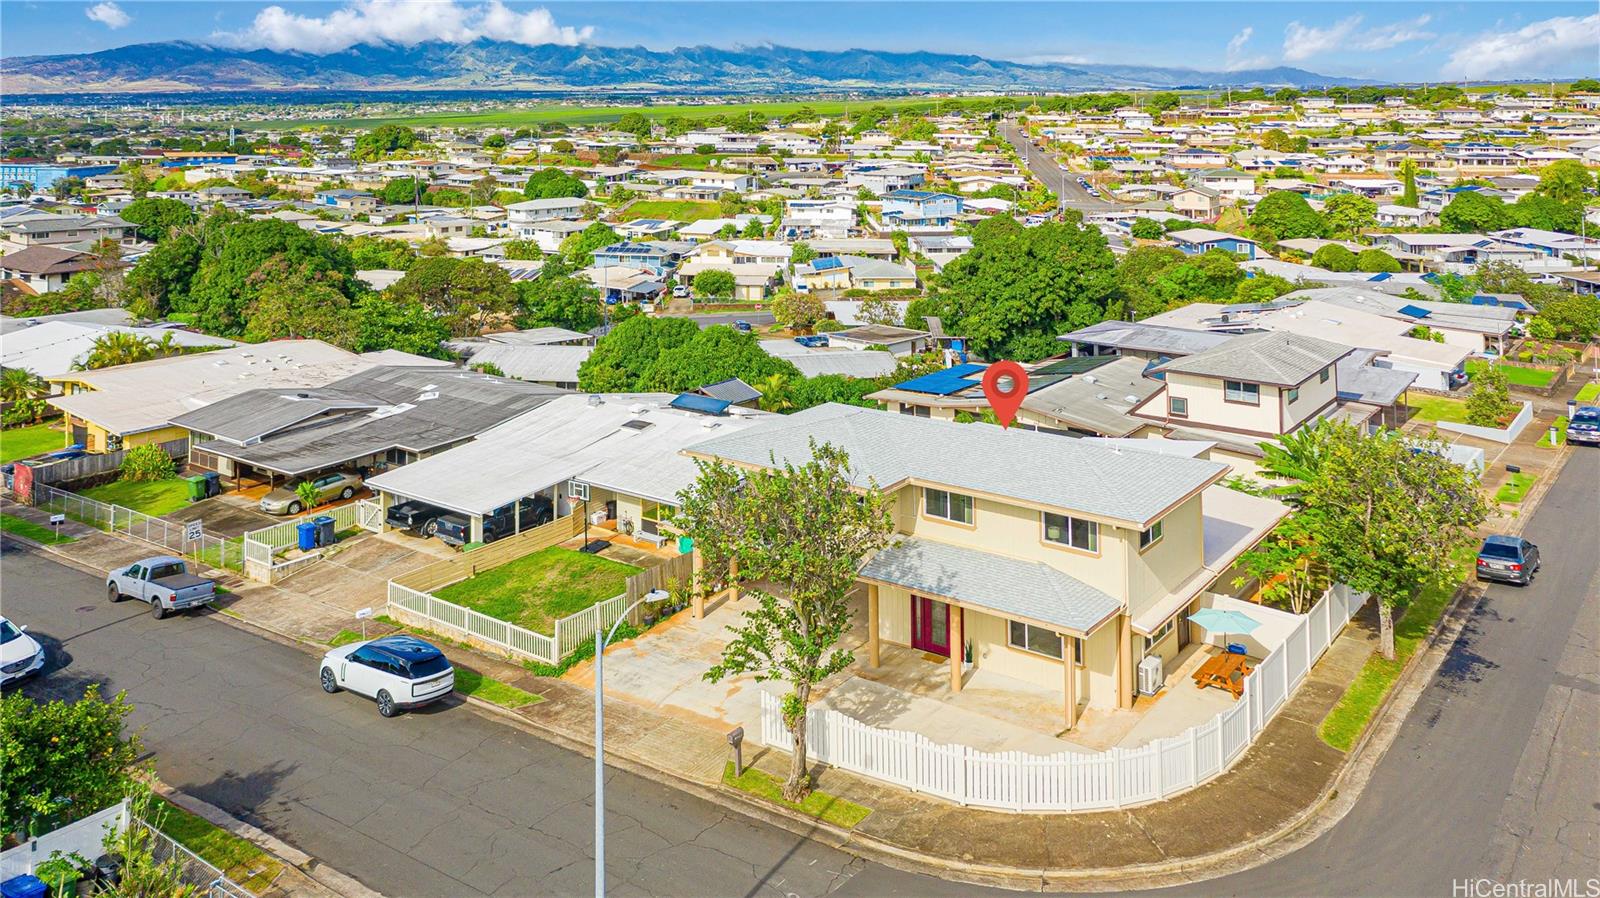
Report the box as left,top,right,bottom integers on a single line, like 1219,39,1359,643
1192,651,1253,699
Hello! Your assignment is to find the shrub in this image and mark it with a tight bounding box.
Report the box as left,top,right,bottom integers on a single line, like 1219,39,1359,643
1355,249,1401,273
118,444,176,482
1465,365,1514,426
1311,244,1358,272
295,481,320,510
2,398,47,427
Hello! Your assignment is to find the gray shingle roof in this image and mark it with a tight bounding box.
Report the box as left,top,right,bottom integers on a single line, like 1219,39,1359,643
860,537,1121,634
1058,320,1232,356
685,403,1225,526
1154,332,1350,386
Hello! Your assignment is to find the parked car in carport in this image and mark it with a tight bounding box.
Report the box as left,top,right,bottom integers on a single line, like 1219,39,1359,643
433,496,555,547
260,471,363,515
386,499,449,535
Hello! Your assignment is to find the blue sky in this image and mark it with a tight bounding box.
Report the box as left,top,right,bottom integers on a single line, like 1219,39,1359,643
6,1,1597,81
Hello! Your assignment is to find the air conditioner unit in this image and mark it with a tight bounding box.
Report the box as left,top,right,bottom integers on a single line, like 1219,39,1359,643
1137,654,1164,696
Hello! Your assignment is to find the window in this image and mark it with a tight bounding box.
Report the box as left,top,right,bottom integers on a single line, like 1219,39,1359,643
924,488,973,524
1168,396,1188,418
1224,380,1260,404
1319,366,1331,384
1143,619,1175,653
1042,512,1098,552
1286,387,1300,404
899,403,930,418
641,502,675,536
1140,519,1164,549
1008,620,1064,659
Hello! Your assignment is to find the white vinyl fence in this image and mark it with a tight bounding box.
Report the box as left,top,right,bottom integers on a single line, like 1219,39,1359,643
386,580,633,666
759,584,1368,813
32,483,243,572
242,499,379,582
0,801,128,879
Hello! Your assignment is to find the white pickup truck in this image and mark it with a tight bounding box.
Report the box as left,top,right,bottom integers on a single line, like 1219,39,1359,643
107,556,217,619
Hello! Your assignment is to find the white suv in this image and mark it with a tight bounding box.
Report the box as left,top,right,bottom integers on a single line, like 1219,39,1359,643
1,617,45,686
319,635,454,717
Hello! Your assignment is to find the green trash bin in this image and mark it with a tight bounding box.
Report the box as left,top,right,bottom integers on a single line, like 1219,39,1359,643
184,474,209,502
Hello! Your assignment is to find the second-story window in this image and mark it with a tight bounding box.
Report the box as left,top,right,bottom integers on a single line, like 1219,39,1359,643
1286,387,1300,404
1224,380,1260,404
1140,519,1164,549
924,488,973,525
1043,512,1098,552
1169,396,1189,418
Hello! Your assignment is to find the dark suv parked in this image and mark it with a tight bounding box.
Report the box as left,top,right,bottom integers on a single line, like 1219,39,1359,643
433,496,556,547
1475,535,1540,586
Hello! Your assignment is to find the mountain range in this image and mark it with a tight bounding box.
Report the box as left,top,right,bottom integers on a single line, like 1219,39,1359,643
0,40,1372,95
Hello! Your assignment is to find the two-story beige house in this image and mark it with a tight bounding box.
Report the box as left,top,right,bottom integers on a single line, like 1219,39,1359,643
1129,332,1348,440
685,404,1289,730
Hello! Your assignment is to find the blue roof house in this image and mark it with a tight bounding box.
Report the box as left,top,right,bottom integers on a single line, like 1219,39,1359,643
1167,228,1260,260
880,190,964,229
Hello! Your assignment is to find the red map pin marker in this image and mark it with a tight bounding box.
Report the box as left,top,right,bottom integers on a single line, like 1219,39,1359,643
981,361,1029,429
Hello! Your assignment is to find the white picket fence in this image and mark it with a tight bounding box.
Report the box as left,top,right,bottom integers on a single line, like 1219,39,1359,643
241,499,380,581
759,584,1368,812
386,580,634,666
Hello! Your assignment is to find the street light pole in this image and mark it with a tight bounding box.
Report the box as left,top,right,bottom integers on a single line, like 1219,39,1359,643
594,589,667,898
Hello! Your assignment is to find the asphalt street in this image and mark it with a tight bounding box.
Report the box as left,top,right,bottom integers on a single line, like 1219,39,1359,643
686,311,776,330
997,119,1114,213
3,450,1594,897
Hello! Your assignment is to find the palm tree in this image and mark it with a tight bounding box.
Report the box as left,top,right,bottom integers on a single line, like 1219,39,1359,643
0,367,46,403
755,373,795,413
1256,421,1330,504
76,332,156,370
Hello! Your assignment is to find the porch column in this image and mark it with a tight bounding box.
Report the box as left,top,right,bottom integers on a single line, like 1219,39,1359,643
867,584,880,669
690,549,705,619
1063,639,1078,731
948,605,963,694
1117,614,1134,710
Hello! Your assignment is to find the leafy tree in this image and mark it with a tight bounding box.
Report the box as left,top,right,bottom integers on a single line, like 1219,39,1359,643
560,222,620,267
771,289,826,332
353,125,417,161
615,112,652,138
1440,191,1512,232
242,256,359,347
680,441,895,801
1301,424,1488,659
483,134,507,149
1233,513,1330,614
120,231,201,319
1465,364,1514,426
352,294,450,357
1115,245,1186,319
77,331,160,369
184,218,358,335
1256,420,1331,504
1532,292,1600,342
470,361,506,376
1311,244,1358,272
754,372,795,412
1509,194,1582,233
788,373,879,410
858,295,903,326
1398,159,1420,208
577,315,701,391
1249,191,1325,240
379,177,425,205
515,258,601,333
119,198,195,242
386,256,517,338
1356,248,1401,273
790,242,818,265
1129,218,1164,240
1233,273,1296,304
933,218,1118,361
645,326,799,392
1535,159,1595,204
1145,92,1180,112
1321,194,1377,239
347,235,417,271
0,367,46,404
1,685,141,837
523,168,589,200
692,268,736,300
502,239,544,261
1150,249,1244,309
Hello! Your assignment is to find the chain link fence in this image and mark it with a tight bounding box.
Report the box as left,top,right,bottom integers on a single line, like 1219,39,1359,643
31,482,244,572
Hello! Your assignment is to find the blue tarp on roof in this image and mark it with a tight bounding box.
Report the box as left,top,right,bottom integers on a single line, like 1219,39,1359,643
895,363,986,396
1470,295,1533,310
668,393,732,416
1398,304,1432,319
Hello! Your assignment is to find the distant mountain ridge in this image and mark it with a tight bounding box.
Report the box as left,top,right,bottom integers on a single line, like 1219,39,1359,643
1,39,1373,95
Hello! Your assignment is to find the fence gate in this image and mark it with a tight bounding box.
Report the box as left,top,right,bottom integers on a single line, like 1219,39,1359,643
357,498,383,532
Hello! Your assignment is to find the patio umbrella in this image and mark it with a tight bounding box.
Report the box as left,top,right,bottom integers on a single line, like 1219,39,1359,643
1187,608,1262,652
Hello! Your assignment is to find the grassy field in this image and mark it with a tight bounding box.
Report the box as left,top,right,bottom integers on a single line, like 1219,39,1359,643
82,477,191,517
1537,416,1568,448
618,199,723,222
1495,472,1538,504
723,762,872,828
454,667,543,709
259,95,1019,129
434,546,639,634
1465,360,1556,389
0,422,65,463
1405,395,1469,424
154,796,283,894
1576,383,1600,403
1318,554,1470,752
0,513,76,544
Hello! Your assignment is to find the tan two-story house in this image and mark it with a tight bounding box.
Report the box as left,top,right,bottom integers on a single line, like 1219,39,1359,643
685,404,1288,730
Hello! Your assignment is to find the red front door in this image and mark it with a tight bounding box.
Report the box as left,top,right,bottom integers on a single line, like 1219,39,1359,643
911,596,951,657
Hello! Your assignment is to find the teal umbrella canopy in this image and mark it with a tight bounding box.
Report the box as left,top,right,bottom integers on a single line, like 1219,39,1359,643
1187,608,1262,635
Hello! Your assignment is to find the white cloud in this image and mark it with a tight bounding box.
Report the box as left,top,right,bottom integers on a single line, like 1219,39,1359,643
1441,14,1600,80
214,0,593,54
1017,54,1093,66
1223,26,1272,71
1282,14,1434,62
85,1,131,29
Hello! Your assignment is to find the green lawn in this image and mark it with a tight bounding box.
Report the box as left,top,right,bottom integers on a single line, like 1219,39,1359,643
1465,360,1556,389
1318,554,1470,752
723,762,871,829
328,629,365,647
1406,395,1470,424
435,546,639,633
618,199,722,222
0,422,65,463
154,796,283,894
1576,383,1600,403
0,513,77,544
1495,472,1538,504
1537,416,1568,448
455,667,543,709
81,478,191,517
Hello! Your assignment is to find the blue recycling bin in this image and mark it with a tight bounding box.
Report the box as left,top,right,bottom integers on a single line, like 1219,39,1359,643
296,520,317,551
1,874,48,898
312,515,336,548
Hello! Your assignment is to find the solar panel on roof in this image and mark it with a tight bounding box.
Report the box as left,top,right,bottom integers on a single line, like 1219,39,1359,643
894,363,985,395
812,257,844,271
668,392,731,416
1031,356,1114,377
1397,304,1432,319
